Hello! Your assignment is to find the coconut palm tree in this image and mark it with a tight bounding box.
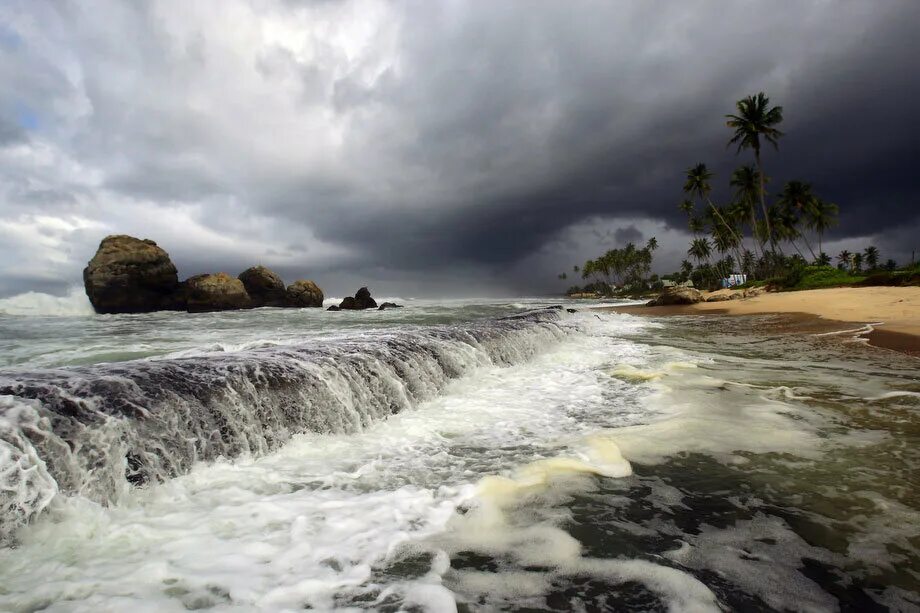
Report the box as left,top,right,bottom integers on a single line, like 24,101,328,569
816,252,832,266
678,199,695,216
688,237,712,276
778,180,820,260
684,163,742,246
808,200,838,258
864,246,880,271
852,252,864,273
726,93,784,250
837,250,852,271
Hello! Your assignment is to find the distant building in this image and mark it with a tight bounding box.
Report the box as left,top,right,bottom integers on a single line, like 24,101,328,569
721,274,747,288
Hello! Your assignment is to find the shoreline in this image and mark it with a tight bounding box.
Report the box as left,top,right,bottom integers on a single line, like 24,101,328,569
597,286,920,357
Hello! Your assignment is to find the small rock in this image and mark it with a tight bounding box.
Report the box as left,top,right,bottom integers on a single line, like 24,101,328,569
378,302,403,310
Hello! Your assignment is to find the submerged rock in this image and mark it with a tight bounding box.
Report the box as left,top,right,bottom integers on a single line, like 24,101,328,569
327,305,341,311
184,273,251,312
648,287,704,306
286,280,324,308
83,235,183,314
378,302,403,310
239,266,287,307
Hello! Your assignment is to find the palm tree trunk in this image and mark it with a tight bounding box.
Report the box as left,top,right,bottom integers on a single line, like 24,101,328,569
755,149,774,253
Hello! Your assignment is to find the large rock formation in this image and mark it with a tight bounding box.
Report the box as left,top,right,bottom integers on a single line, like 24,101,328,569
184,273,252,312
83,235,183,314
83,234,330,314
286,280,324,308
239,266,287,307
647,287,704,306
338,287,377,310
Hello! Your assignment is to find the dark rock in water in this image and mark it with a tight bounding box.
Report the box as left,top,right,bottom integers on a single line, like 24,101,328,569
339,287,377,310
238,266,287,307
354,287,377,310
378,302,403,310
286,280,324,308
327,305,341,311
566,308,578,313
547,305,563,310
184,273,251,312
83,235,183,313
647,287,703,306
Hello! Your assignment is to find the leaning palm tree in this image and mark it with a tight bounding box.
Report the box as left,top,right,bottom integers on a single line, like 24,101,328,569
726,92,784,251
684,163,742,246
730,164,765,259
778,180,819,260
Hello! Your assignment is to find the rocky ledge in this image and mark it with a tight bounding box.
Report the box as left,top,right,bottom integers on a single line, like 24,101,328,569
83,235,325,314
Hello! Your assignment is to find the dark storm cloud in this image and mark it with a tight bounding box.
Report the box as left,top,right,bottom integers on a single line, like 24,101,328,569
0,0,918,298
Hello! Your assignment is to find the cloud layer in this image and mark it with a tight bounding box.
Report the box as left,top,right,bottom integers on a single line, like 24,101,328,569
1,0,918,297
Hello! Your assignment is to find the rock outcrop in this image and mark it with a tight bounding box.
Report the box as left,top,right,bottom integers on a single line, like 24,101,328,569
239,266,287,307
337,287,377,310
83,235,183,314
647,287,704,306
378,302,403,310
286,280,324,308
184,273,252,312
83,234,332,314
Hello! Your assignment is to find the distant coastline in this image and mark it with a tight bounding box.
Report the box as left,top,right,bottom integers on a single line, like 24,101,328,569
599,286,920,357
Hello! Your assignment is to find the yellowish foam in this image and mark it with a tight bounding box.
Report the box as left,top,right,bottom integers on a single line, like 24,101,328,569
475,437,632,509
607,364,663,383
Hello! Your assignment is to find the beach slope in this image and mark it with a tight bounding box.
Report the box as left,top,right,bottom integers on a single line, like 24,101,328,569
602,286,920,355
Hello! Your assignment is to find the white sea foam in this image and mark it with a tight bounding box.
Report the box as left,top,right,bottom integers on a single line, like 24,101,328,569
0,287,94,317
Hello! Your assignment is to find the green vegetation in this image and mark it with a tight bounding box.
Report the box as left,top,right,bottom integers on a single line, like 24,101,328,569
559,91,917,296
564,238,659,297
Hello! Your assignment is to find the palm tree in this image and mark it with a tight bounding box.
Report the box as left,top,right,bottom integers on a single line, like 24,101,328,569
678,199,695,216
680,259,694,281
726,92,784,251
863,246,880,271
778,180,819,260
809,199,838,257
688,238,712,285
684,163,742,247
852,252,864,273
816,252,832,266
884,259,897,271
837,250,852,271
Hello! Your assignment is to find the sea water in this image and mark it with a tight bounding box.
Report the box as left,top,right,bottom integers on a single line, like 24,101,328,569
0,292,917,611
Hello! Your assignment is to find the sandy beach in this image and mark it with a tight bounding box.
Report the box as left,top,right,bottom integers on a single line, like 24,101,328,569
601,286,920,356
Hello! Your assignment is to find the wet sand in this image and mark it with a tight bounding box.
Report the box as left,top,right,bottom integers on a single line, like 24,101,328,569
599,286,920,357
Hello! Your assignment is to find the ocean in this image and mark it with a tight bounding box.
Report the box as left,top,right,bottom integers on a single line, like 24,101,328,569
0,293,918,612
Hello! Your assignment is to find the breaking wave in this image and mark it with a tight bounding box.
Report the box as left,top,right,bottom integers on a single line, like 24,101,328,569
0,287,94,318
0,308,574,540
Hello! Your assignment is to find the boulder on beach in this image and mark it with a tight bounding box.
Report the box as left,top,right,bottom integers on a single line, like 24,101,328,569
286,280,324,308
378,302,403,310
83,235,183,314
184,273,251,312
338,287,377,310
705,289,743,302
239,266,287,307
647,287,704,306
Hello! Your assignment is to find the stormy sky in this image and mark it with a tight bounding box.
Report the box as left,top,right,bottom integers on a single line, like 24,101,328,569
1,0,918,298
